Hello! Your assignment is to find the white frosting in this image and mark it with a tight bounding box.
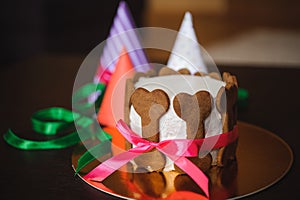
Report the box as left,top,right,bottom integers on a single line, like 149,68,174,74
129,75,225,171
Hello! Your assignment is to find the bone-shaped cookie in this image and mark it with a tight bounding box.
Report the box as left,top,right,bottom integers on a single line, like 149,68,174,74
173,91,212,139
173,91,212,172
130,88,170,171
216,84,238,134
133,169,166,197
208,72,222,80
158,67,178,76
222,72,238,86
178,68,191,75
132,69,157,83
124,79,134,125
194,71,206,76
174,174,205,195
216,82,238,166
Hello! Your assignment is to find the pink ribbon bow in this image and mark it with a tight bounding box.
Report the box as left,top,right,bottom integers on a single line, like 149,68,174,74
84,120,238,198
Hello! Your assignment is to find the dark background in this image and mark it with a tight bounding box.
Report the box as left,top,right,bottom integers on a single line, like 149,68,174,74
0,0,145,65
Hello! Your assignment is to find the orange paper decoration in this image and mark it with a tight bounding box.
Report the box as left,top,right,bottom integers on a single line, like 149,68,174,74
103,127,126,155
103,127,127,173
97,48,134,127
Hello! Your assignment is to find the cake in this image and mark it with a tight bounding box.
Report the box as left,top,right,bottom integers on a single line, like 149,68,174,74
124,67,238,197
75,2,239,198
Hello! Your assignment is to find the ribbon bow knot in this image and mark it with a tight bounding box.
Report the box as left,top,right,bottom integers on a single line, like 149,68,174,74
84,120,238,199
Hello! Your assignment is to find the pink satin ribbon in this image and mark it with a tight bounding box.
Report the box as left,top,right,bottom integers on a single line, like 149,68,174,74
84,120,238,198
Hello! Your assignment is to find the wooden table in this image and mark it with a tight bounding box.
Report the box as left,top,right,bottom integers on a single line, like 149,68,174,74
0,55,299,200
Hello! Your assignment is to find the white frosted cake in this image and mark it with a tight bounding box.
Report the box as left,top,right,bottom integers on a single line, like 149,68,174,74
124,67,238,197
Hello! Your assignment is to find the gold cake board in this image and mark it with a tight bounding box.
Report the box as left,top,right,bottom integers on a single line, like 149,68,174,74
72,121,293,200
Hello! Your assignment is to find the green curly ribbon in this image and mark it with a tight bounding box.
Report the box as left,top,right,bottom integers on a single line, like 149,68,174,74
75,140,112,174
3,83,109,150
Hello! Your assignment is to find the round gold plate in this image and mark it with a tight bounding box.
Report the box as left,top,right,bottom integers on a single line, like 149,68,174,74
72,122,293,199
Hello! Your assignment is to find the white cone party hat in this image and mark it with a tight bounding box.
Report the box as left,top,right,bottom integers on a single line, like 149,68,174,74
167,12,208,74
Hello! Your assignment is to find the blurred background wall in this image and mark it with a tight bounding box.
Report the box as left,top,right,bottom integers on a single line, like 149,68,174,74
1,0,300,66
143,0,300,65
